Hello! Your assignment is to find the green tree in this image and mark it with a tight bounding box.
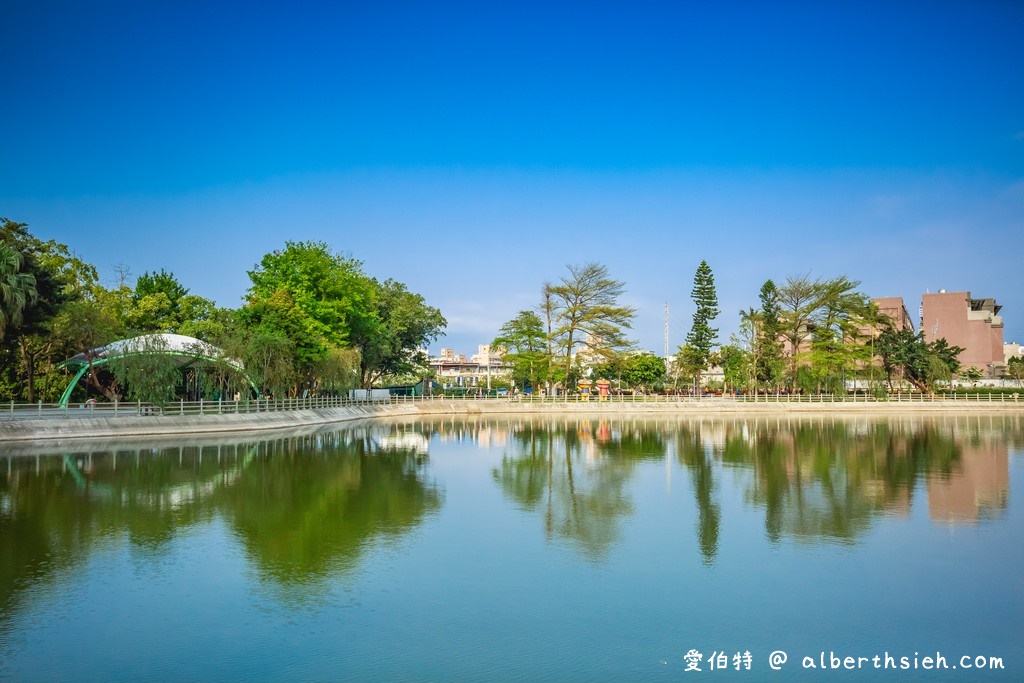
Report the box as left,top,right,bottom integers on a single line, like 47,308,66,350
777,274,822,388
719,344,751,393
684,260,719,388
311,346,361,394
540,282,558,393
106,335,183,406
128,269,187,331
245,241,373,388
621,352,666,393
806,277,872,393
1007,356,1024,384
777,274,868,391
875,327,962,392
223,306,300,397
351,279,446,389
0,244,37,341
493,310,548,390
959,367,984,384
756,280,785,391
52,295,123,401
547,263,636,391
1,219,100,400
672,344,704,391
124,269,218,336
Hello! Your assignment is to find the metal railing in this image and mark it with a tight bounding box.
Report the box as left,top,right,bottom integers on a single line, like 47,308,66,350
5,390,1022,420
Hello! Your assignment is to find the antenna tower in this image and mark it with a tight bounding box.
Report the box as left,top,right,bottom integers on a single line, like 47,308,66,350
664,302,670,361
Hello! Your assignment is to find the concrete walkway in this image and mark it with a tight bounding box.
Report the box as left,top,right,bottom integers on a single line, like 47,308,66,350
2,398,1022,445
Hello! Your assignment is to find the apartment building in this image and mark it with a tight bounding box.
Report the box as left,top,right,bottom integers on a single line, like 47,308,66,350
921,290,1005,377
873,296,914,331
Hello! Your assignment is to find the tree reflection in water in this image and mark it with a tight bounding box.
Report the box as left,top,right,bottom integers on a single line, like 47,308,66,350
1,415,1018,628
491,415,1020,564
493,418,665,561
0,427,442,626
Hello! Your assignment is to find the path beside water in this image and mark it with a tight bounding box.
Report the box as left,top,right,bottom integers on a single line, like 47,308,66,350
3,397,1022,446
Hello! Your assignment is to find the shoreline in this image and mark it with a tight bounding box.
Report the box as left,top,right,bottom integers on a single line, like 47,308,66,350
2,399,1022,447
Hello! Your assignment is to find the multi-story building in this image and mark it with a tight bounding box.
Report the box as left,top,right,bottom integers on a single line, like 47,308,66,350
429,345,510,388
873,296,914,331
921,290,1005,377
1005,342,1023,365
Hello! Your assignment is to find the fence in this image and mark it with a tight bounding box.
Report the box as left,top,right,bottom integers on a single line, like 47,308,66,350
5,390,1022,421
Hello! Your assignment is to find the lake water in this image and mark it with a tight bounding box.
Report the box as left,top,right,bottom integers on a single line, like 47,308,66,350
1,415,1022,681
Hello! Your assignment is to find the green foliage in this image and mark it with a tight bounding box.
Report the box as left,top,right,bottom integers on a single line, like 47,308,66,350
311,346,361,393
959,366,984,383
106,336,183,406
125,269,217,335
1,219,104,401
0,243,38,340
230,325,298,397
754,280,785,390
247,241,371,352
684,260,719,378
135,268,187,302
493,310,548,389
547,263,636,387
1007,356,1024,382
776,274,872,391
719,344,751,392
0,221,444,401
875,326,963,392
625,353,665,391
352,279,446,389
673,344,704,386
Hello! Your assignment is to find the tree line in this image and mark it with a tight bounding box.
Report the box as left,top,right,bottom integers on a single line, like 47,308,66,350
2,215,971,404
0,218,445,404
494,261,964,395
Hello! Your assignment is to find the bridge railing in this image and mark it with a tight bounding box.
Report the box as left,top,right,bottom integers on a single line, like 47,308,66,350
4,389,1022,420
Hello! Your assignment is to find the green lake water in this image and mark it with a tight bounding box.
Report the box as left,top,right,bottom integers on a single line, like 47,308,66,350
1,415,1022,681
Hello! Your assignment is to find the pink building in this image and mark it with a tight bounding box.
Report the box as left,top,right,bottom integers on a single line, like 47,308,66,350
921,290,1004,377
873,296,914,331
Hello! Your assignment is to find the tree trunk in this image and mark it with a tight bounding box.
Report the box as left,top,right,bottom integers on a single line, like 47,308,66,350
19,342,35,403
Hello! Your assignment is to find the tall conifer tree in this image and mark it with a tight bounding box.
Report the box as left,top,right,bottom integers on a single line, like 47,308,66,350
684,260,719,387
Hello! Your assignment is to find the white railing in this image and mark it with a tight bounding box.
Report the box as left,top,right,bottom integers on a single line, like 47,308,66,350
4,390,1022,420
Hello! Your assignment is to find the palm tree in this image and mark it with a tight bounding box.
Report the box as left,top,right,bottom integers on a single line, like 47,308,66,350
0,244,38,340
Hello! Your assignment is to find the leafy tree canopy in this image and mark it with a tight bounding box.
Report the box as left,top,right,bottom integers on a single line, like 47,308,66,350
247,241,372,352
875,326,962,392
547,263,636,385
353,278,446,389
493,310,547,389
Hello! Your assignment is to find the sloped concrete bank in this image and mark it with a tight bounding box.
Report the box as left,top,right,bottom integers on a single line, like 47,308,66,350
1,398,1022,445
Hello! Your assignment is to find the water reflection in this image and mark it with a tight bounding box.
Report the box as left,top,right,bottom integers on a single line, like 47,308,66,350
0,425,442,630
1,415,1019,616
492,418,656,560
486,415,1020,563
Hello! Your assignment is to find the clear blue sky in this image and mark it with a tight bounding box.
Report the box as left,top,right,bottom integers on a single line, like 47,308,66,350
2,1,1022,354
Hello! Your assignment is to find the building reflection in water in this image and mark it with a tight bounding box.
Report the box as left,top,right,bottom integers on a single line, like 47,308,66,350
927,439,1009,524
481,415,1021,563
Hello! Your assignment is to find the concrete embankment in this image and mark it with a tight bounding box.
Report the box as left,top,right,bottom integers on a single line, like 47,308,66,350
1,398,1022,445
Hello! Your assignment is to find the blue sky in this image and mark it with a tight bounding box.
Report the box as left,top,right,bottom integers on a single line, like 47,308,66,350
2,1,1022,354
